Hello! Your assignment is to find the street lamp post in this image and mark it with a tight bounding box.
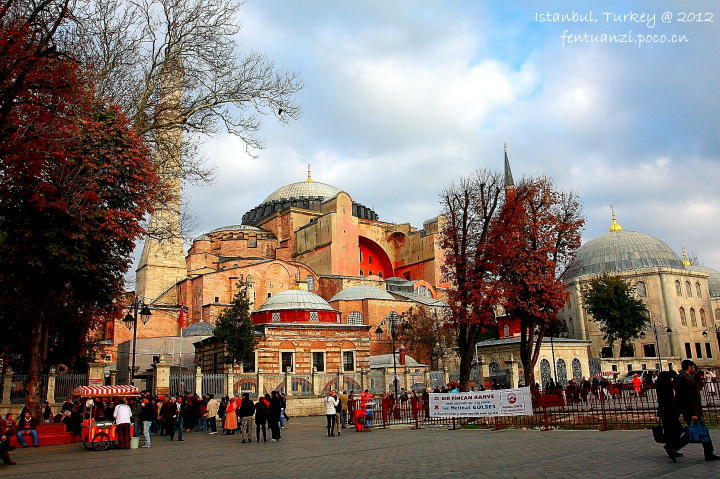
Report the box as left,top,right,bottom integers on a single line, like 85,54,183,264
123,298,152,384
374,311,410,399
640,323,672,372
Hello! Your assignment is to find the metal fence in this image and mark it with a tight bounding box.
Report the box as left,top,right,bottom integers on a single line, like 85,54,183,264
10,374,48,404
169,374,196,396
291,375,313,396
262,374,284,395
54,374,87,402
351,379,720,431
234,375,257,396
202,374,227,397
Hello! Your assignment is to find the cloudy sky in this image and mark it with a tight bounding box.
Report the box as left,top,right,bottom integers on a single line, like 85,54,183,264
135,0,720,273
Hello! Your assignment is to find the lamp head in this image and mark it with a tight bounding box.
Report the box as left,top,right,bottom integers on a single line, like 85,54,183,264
123,313,134,330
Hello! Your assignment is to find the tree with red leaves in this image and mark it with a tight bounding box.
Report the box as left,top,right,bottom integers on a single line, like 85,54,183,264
0,3,159,415
439,169,505,391
493,177,584,387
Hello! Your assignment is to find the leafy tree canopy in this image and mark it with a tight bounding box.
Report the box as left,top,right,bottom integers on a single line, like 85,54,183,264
213,284,255,366
582,274,650,352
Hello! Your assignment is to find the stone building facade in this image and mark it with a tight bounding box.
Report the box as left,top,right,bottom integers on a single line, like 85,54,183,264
558,214,720,374
102,171,449,374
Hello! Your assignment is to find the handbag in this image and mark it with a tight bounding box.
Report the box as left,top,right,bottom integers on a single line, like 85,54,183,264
685,419,711,444
651,424,665,443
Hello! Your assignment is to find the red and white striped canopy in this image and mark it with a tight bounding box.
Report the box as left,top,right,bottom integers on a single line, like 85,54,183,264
72,385,140,398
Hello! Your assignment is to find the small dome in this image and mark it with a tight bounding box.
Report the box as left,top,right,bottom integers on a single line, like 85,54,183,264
257,289,335,312
262,180,343,205
563,230,684,280
181,322,215,337
192,234,211,242
689,265,720,298
209,224,265,233
330,285,395,302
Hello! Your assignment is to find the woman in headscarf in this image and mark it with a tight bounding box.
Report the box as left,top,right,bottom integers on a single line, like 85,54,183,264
223,397,238,435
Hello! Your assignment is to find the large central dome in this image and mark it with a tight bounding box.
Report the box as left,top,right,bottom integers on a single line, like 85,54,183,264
562,230,684,280
262,180,343,205
242,176,379,225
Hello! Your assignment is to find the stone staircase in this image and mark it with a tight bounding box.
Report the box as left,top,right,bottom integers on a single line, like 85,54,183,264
8,423,81,448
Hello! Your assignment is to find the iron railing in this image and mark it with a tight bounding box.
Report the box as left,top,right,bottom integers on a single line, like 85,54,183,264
349,379,720,431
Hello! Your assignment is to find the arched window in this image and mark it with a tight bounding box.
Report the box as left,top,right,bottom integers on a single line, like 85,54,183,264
539,359,551,389
685,281,692,297
571,358,582,380
675,280,682,296
635,281,647,298
690,308,697,327
680,307,687,326
489,361,501,374
104,320,115,340
306,275,314,291
700,309,707,327
556,359,568,386
359,269,364,277
347,311,363,325
695,282,702,298
503,325,510,337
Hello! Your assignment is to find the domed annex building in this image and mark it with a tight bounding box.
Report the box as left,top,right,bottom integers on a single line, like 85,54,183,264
105,168,449,381
558,213,720,375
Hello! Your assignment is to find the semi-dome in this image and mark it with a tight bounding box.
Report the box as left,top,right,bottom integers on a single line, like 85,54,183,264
262,180,343,205
689,265,720,298
330,285,395,302
256,289,335,312
562,230,684,280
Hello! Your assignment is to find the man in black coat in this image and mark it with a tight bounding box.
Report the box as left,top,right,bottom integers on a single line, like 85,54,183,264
674,360,719,461
268,391,282,441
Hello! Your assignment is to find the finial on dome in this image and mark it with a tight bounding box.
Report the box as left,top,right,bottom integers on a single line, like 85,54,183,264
306,163,312,182
609,205,622,232
681,247,691,267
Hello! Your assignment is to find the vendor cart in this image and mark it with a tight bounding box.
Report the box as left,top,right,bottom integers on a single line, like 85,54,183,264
72,385,139,451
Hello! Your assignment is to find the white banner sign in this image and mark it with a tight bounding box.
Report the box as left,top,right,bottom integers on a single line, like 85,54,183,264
429,387,532,418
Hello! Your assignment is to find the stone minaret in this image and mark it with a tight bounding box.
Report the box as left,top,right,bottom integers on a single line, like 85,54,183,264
135,53,186,304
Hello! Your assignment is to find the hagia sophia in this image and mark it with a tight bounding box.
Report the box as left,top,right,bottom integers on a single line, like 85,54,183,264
102,155,720,388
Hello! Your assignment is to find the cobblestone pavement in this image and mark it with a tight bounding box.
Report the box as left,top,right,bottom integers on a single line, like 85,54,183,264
3,417,718,479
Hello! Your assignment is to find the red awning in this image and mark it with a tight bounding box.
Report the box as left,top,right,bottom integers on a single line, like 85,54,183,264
72,385,140,398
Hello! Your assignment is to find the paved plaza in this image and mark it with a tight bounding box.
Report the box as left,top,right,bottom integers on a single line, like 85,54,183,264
3,417,718,478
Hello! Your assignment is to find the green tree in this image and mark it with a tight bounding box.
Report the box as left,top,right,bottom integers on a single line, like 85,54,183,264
582,274,650,355
213,284,255,366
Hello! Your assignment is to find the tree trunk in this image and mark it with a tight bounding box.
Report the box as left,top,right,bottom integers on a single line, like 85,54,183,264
24,317,44,418
458,324,478,391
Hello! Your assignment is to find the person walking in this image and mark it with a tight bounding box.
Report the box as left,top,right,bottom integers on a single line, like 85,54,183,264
674,359,720,461
139,397,155,448
238,393,255,443
113,399,132,449
656,370,687,462
339,391,348,429
255,394,269,442
268,391,282,441
323,391,339,437
206,394,219,435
